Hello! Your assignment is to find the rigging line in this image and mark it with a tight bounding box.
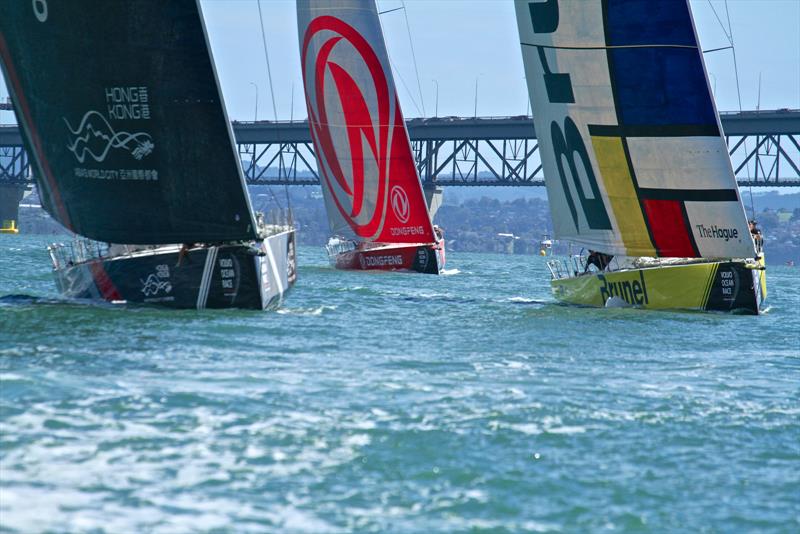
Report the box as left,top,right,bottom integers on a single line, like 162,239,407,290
255,0,283,212
387,54,423,116
378,6,404,15
703,45,733,54
722,0,754,219
705,0,733,44
256,0,279,123
400,1,426,117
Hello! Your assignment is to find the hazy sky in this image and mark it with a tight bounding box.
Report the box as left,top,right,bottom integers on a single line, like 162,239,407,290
1,0,799,124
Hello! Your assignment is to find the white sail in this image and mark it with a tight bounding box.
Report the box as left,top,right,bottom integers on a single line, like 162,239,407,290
515,0,755,259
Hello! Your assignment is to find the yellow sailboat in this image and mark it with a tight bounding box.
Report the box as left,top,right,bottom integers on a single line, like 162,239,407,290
515,0,766,314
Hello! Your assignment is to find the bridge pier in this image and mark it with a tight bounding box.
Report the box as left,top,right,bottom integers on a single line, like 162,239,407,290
0,183,25,233
424,184,444,219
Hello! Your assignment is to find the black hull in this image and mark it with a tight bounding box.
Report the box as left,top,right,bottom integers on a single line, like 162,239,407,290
52,231,297,310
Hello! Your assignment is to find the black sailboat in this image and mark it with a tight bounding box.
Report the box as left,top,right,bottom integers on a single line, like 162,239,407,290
0,0,296,309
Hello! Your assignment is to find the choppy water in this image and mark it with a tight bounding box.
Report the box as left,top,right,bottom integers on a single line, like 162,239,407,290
1,235,798,532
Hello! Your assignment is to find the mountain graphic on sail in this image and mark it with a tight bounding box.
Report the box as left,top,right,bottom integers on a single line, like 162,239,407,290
297,0,436,245
515,0,755,259
0,0,258,245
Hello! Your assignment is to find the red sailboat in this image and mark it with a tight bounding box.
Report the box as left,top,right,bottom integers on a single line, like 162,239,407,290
297,0,445,274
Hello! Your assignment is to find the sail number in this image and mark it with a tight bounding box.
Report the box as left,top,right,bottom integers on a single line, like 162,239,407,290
32,0,48,22
529,0,611,231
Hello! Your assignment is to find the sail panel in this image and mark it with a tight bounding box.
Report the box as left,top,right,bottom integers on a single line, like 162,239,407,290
0,0,257,244
516,0,755,259
297,0,436,244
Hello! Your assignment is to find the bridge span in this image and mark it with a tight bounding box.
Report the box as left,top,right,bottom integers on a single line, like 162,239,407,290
2,109,799,188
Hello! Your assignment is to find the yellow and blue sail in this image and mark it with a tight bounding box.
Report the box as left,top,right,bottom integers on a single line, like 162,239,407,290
516,0,756,259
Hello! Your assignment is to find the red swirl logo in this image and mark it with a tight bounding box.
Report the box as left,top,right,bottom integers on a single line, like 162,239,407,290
301,15,396,239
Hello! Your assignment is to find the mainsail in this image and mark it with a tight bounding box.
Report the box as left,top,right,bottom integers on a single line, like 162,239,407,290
515,0,755,259
297,0,436,244
0,0,258,244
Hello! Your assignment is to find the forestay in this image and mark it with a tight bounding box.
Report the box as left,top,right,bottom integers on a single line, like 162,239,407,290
0,0,258,244
297,0,436,244
515,0,755,259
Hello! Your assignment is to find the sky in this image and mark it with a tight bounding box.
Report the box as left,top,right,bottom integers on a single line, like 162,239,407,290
1,0,799,124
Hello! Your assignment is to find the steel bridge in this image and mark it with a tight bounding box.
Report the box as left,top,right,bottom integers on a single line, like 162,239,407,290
2,109,799,188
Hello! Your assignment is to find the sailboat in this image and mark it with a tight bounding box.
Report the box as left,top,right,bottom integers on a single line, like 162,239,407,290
297,0,445,274
0,0,296,309
515,0,766,314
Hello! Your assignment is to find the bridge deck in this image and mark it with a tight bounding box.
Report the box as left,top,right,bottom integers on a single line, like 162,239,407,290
2,110,799,187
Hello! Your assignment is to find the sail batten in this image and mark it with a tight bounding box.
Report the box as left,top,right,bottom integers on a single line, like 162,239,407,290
516,0,755,259
298,0,436,245
0,0,258,244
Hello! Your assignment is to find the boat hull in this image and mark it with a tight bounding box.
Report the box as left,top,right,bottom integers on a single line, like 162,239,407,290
52,230,297,310
551,259,766,314
331,242,444,274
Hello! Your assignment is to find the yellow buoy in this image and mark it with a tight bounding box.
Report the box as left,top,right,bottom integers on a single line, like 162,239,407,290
1,220,19,234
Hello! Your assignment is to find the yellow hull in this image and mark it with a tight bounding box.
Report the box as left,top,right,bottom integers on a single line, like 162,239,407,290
551,259,765,314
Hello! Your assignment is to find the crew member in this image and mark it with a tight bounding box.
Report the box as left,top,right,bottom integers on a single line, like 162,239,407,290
584,250,612,273
749,220,763,253
176,243,196,267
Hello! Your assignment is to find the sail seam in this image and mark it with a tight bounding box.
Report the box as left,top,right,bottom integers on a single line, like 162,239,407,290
521,42,698,51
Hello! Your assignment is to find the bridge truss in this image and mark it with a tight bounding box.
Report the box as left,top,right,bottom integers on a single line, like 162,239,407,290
2,110,799,188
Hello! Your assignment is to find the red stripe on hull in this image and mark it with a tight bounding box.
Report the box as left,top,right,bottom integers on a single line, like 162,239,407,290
642,199,698,257
88,261,123,301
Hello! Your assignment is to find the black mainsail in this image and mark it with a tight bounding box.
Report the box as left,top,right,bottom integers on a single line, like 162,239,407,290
0,0,258,244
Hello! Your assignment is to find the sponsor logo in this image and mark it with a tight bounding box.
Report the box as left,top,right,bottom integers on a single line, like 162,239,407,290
218,257,237,292
389,225,425,237
416,247,429,269
302,16,398,239
719,268,739,300
359,253,366,269
694,224,740,242
140,264,172,297
65,86,154,164
64,86,157,183
598,270,649,306
391,185,410,223
363,254,404,267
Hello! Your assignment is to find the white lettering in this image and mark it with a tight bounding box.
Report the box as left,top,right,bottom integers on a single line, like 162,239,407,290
105,86,151,121
364,255,404,267
390,225,425,237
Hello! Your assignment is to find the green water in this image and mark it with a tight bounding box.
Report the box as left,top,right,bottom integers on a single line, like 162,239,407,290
1,235,798,532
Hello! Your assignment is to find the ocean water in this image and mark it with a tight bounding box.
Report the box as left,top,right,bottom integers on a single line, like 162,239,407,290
1,235,798,533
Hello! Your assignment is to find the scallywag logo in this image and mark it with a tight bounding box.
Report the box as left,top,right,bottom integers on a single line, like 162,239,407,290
695,224,740,242
598,271,649,306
